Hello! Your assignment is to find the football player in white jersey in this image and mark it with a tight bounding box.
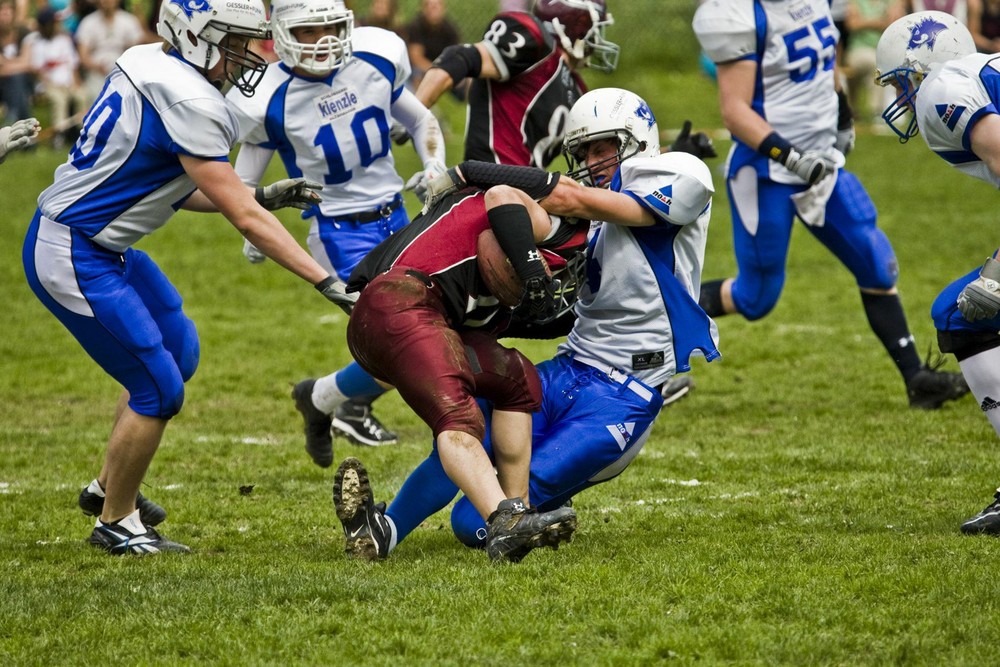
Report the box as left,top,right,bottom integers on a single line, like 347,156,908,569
329,88,721,561
692,0,969,410
875,11,1000,533
227,0,448,459
22,0,351,555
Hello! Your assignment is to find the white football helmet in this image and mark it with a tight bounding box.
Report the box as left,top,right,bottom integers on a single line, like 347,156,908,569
271,0,354,76
562,87,660,186
157,0,269,96
533,0,619,73
874,11,975,142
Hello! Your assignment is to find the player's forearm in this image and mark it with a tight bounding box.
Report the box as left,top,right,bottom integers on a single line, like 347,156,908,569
414,67,453,108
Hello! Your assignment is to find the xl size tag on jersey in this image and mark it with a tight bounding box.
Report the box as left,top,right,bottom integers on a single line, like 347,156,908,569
315,88,359,124
632,351,665,371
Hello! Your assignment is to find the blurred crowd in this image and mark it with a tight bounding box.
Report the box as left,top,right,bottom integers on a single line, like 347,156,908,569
0,0,483,146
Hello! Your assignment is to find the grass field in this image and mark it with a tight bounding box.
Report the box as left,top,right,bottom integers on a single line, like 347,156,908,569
3,71,1000,665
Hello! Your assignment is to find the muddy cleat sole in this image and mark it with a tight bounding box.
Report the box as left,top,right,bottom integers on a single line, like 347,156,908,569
961,489,1000,535
332,400,399,447
485,497,577,563
333,457,391,560
88,509,190,556
292,379,334,467
661,375,694,407
78,481,167,527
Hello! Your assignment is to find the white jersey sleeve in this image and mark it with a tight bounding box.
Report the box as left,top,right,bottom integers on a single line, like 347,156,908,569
618,153,714,226
692,0,758,64
352,26,411,97
916,53,1000,188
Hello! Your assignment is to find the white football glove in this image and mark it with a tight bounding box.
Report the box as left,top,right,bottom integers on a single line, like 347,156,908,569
957,257,1000,322
835,126,856,157
404,159,449,204
0,117,40,164
783,148,837,186
315,276,358,315
242,238,267,264
254,178,322,211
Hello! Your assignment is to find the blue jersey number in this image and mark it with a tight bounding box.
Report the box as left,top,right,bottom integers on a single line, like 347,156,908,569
783,17,837,83
70,91,123,171
314,106,391,185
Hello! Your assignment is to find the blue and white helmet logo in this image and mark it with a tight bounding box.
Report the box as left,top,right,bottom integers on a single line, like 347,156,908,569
170,0,212,20
635,100,655,129
907,16,948,50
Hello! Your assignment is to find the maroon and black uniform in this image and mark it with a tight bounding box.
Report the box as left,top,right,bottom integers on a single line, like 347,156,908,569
346,191,586,440
465,12,587,168
347,191,538,440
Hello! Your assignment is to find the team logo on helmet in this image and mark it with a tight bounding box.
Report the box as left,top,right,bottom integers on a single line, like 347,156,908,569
635,100,655,129
170,0,212,20
907,16,948,50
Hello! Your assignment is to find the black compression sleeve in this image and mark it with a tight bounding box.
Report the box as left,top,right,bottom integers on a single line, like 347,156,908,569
458,161,561,200
431,43,483,84
486,203,548,282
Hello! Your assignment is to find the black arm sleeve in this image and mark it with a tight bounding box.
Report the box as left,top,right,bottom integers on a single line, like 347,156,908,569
458,160,561,200
431,43,483,85
487,203,548,282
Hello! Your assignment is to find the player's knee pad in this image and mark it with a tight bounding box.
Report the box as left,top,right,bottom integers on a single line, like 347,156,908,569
434,396,486,442
731,271,785,321
450,497,487,549
462,331,543,412
822,172,898,289
170,315,200,382
128,367,186,419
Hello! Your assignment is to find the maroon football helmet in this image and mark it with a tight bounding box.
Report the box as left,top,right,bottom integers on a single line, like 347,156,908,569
532,0,619,72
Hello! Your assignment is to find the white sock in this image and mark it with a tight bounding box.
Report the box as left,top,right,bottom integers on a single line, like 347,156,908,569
958,346,1000,438
312,373,348,415
86,478,105,497
96,508,144,534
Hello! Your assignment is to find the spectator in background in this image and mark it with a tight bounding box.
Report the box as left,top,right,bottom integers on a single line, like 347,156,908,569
27,8,87,147
969,0,1000,50
404,0,461,91
358,0,401,36
903,0,981,27
0,0,34,123
75,0,145,105
845,0,904,124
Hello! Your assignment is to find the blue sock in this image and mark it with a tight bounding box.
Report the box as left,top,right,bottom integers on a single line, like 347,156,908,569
336,362,388,402
386,448,459,544
450,497,487,548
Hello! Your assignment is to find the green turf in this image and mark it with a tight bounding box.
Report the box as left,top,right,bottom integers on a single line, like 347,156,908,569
2,74,999,665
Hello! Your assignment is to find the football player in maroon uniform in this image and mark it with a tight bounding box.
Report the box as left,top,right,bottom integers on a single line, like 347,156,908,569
414,0,618,168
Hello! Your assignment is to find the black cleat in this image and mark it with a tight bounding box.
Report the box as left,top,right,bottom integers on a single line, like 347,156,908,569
961,489,1000,535
292,379,334,467
484,497,576,563
907,358,969,410
906,366,969,410
78,481,167,526
332,400,398,447
661,375,694,407
333,457,392,560
88,509,190,556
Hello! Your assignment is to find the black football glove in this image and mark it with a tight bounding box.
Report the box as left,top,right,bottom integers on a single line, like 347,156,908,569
669,120,717,160
515,276,562,323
